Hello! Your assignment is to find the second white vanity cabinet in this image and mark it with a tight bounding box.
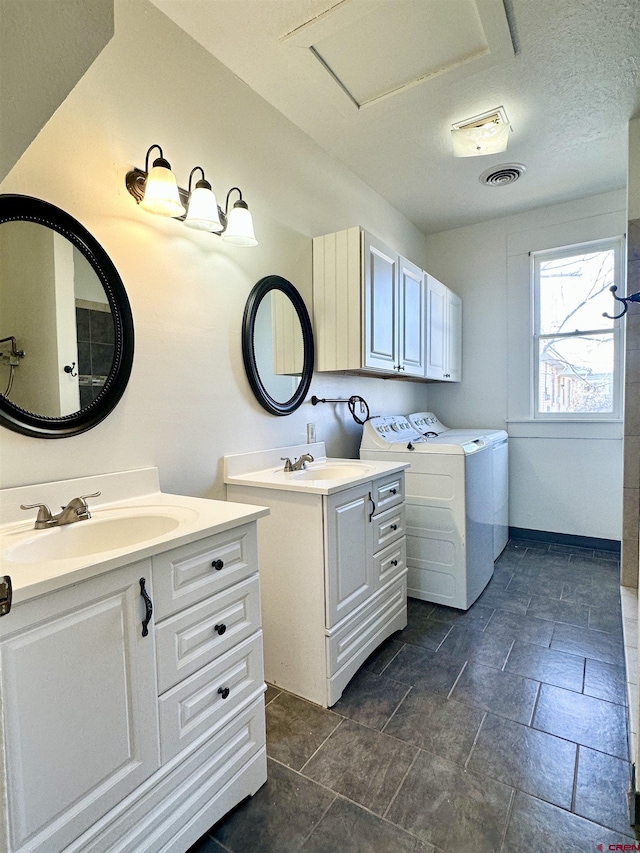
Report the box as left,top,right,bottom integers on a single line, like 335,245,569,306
225,450,407,707
0,470,269,853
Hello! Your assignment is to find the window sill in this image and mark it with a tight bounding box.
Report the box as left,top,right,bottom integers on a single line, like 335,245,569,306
506,419,623,440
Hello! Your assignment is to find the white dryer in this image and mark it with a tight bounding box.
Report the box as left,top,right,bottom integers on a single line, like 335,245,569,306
360,416,493,610
408,412,509,560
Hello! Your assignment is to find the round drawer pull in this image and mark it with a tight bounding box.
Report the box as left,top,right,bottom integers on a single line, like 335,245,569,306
214,623,227,635
390,488,397,495
218,686,230,700
390,524,398,531
390,559,398,566
211,559,224,571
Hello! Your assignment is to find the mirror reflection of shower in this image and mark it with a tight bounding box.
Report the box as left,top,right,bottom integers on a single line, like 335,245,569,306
0,335,25,397
0,220,115,417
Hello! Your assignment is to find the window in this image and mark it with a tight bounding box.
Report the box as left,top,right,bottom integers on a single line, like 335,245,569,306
531,237,624,418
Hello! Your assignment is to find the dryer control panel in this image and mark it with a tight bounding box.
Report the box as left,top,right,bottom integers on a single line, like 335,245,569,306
361,416,428,450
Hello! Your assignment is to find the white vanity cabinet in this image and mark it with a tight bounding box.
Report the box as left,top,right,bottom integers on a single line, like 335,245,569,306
227,467,407,707
0,473,268,853
313,226,425,378
0,561,160,853
425,273,462,382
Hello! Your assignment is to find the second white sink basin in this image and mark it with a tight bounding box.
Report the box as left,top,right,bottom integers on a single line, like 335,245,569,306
6,507,198,563
291,464,372,481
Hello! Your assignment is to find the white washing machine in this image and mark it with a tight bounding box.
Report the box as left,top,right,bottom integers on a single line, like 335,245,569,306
360,416,494,610
408,412,509,560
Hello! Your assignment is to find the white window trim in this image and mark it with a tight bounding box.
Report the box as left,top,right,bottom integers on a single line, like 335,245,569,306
530,236,625,421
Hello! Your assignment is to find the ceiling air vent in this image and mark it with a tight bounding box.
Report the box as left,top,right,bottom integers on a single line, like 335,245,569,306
479,163,526,186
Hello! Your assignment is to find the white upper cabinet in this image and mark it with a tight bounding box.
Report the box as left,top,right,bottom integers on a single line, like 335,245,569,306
362,232,398,372
314,227,426,378
313,227,457,381
425,274,462,382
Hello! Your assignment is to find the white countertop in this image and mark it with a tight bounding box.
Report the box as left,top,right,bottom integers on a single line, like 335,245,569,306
224,442,408,495
0,469,268,605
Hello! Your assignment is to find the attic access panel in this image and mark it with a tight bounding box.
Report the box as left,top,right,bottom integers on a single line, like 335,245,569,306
282,0,514,109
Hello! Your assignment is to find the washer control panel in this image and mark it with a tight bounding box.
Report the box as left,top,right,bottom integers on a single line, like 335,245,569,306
407,412,448,435
362,416,427,448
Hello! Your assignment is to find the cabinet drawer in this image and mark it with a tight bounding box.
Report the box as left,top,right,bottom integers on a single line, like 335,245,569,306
155,575,261,693
152,523,258,619
372,472,404,513
372,504,405,552
326,572,407,678
374,537,406,589
159,632,264,763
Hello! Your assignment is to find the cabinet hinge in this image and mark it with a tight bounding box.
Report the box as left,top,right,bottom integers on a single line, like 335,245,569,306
0,575,12,616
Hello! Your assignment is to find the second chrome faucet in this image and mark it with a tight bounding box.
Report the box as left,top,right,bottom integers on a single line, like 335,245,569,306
281,454,314,472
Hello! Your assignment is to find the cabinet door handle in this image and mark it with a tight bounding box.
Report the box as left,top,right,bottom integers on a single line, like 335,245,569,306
368,492,376,522
211,559,224,571
139,578,153,638
218,686,230,700
390,559,398,566
214,623,227,635
390,488,397,495
390,524,398,531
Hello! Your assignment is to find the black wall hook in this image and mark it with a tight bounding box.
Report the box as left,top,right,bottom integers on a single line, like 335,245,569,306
603,285,640,320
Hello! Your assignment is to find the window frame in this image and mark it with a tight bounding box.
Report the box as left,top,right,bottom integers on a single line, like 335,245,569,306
530,236,625,421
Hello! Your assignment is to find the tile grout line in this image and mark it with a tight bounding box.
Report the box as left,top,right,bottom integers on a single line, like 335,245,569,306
377,642,405,677
382,747,421,821
298,793,338,848
447,660,468,700
464,711,488,770
501,638,516,672
497,787,517,853
527,680,543,728
570,744,581,814
298,717,344,775
381,685,413,734
269,754,435,848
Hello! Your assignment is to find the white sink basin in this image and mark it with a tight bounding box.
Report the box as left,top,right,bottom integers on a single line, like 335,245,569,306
5,508,198,563
291,464,372,481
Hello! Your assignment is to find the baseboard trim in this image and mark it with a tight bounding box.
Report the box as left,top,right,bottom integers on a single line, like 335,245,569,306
509,527,621,554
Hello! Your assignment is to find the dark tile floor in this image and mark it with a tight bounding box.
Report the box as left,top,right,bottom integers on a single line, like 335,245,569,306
189,539,635,853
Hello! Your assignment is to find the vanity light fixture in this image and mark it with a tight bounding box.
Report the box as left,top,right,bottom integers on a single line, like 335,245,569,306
450,107,511,157
221,188,258,247
184,167,223,232
125,145,257,246
138,145,185,217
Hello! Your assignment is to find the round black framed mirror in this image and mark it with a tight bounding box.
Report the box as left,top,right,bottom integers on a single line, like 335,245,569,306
0,194,134,438
242,275,314,416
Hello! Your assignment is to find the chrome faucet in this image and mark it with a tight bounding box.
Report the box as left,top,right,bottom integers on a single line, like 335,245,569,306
280,454,314,472
21,492,101,529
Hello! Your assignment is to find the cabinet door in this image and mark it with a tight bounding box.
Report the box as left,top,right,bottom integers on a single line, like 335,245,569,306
363,231,398,372
324,482,374,627
446,288,462,381
425,274,447,380
398,257,425,376
0,561,160,853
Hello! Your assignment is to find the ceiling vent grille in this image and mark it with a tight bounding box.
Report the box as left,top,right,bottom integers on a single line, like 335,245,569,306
479,163,526,186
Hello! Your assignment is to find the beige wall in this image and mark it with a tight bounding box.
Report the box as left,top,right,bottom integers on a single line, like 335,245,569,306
0,0,432,497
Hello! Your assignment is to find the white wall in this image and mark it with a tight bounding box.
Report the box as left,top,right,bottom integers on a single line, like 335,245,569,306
425,191,626,541
0,0,431,499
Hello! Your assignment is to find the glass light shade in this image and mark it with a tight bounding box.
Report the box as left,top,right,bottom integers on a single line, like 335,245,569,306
140,163,185,216
222,202,258,247
451,120,510,157
184,185,223,231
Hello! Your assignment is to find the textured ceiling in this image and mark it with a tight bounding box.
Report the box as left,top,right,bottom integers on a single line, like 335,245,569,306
150,0,640,235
